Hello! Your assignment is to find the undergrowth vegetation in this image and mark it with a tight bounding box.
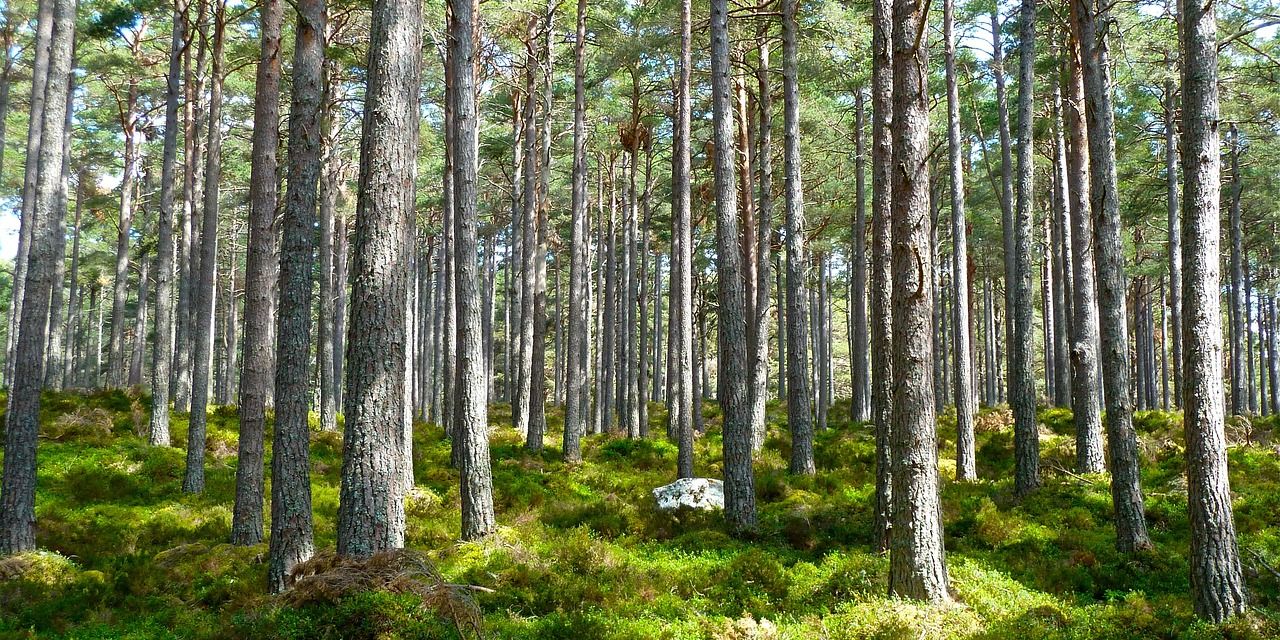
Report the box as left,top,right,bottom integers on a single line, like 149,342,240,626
1,389,1279,638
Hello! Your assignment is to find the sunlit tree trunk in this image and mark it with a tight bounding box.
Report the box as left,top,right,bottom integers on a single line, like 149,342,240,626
869,0,894,552
945,0,975,481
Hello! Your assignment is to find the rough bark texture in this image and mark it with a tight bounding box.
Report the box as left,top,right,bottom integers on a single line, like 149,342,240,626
563,0,589,463
671,0,694,479
869,0,894,553
0,0,73,553
338,0,421,556
232,0,282,547
182,3,226,495
1073,0,1151,552
1179,0,1247,619
888,0,950,601
5,0,53,386
711,0,756,532
452,0,497,541
782,0,814,476
1010,0,1039,497
945,0,975,482
513,28,537,440
269,0,323,588
1063,44,1105,474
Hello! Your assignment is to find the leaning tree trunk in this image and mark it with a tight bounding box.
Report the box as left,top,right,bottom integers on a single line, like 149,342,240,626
182,1,227,495
1073,0,1151,552
232,0,282,547
1179,0,1247,620
782,0,814,476
337,0,422,556
888,0,950,602
4,0,53,386
711,0,756,532
869,0,894,553
945,0,975,482
1063,42,1105,474
451,0,497,541
0,0,74,554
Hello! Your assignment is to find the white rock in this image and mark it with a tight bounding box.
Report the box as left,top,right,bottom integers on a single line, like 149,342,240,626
652,477,725,512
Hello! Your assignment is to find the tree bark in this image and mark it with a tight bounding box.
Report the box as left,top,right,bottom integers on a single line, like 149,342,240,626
1227,124,1245,415
232,0,282,547
670,0,694,478
1164,77,1182,405
563,0,589,463
712,0,756,531
1072,0,1151,552
267,0,322,588
182,1,226,494
888,0,950,601
1009,0,1039,496
945,0,975,481
451,0,497,541
338,0,421,555
850,89,869,423
869,0,894,553
782,0,814,476
1063,41,1105,474
0,0,74,553
1179,0,1247,617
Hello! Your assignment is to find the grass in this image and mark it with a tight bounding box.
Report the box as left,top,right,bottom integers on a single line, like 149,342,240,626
0,389,1278,639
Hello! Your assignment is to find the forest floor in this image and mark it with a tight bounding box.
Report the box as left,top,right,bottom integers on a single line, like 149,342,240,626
1,390,1279,639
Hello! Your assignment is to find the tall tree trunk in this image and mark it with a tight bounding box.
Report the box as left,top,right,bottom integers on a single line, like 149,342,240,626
869,0,894,553
232,0,282,546
888,0,950,601
782,0,814,476
514,27,538,440
671,0,694,478
850,89,869,423
109,77,141,388
0,0,74,553
563,0,589,462
451,0,497,541
990,9,1014,409
317,54,342,433
1051,79,1074,407
1009,0,1039,496
1227,124,1245,415
5,0,54,385
1179,0,1247,617
182,1,226,494
266,0,321,589
1063,40,1105,474
1073,0,1151,551
63,175,85,389
712,0,756,531
528,7,554,450
337,0,421,555
45,73,74,390
945,0,975,481
1164,77,1182,405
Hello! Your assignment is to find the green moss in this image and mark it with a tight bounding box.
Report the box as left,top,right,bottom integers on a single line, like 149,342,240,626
5,390,1280,639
